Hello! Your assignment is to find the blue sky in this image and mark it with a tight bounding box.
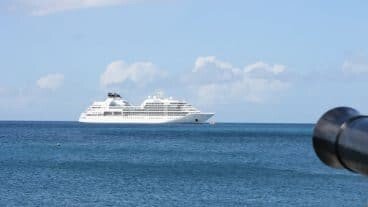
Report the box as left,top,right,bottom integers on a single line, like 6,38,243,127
1,0,368,122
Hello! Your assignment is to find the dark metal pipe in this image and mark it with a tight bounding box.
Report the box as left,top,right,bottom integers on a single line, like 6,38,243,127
313,107,368,175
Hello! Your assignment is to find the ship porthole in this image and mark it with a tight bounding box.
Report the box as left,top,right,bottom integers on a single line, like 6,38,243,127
195,119,198,122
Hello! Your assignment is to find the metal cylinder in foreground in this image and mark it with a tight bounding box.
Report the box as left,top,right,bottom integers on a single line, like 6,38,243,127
313,107,368,176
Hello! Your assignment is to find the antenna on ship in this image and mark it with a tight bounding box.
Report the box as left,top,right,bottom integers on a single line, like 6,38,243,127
154,90,165,99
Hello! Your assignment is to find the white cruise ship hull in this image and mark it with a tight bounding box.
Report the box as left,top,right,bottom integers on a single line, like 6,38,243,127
78,113,214,124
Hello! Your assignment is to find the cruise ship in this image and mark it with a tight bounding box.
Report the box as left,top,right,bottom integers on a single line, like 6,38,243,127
78,92,214,124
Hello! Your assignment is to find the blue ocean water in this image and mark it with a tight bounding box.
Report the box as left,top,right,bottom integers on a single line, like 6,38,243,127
0,122,367,206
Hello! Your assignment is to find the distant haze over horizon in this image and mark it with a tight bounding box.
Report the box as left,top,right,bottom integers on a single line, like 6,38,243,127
1,0,368,122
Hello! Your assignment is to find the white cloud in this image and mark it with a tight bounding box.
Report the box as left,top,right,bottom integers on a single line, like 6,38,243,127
15,0,145,16
342,55,368,74
244,61,286,75
37,73,64,90
190,56,290,104
100,60,166,87
194,56,236,72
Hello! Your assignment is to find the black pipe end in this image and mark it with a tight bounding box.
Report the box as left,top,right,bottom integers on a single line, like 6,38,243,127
313,107,360,169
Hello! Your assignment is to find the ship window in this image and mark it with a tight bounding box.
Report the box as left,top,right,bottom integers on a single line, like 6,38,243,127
110,101,118,106
104,112,113,116
114,112,122,115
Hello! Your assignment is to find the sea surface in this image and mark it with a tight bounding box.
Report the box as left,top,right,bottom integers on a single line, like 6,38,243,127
0,122,367,206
